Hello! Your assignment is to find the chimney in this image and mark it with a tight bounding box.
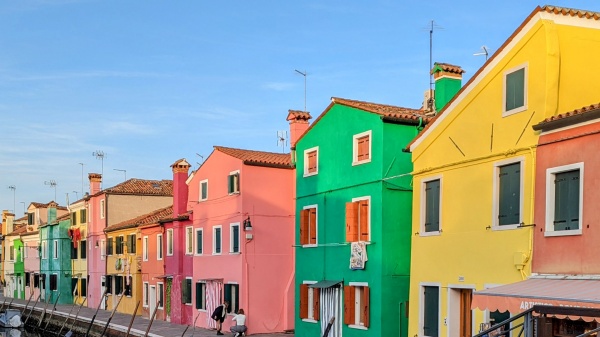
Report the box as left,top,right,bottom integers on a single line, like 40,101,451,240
287,110,312,147
47,201,58,224
171,159,191,216
431,62,465,113
89,173,102,195
2,210,15,235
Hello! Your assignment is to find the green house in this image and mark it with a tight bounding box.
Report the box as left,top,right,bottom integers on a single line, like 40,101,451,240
294,98,428,337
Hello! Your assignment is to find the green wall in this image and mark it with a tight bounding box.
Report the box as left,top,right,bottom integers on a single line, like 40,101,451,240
40,218,74,304
14,239,24,299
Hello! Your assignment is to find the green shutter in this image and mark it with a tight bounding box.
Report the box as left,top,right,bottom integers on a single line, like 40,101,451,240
423,286,439,337
196,230,203,254
202,182,207,200
498,163,520,226
425,180,440,232
233,226,239,252
506,68,525,111
224,284,232,313
228,175,234,194
554,170,580,231
195,282,201,309
80,209,87,223
216,228,221,253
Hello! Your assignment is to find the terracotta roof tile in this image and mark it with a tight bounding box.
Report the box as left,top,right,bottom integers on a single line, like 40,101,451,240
93,179,173,197
29,201,68,211
214,146,292,169
5,225,28,236
542,5,600,19
431,62,465,75
533,103,600,130
15,215,27,222
105,206,173,232
286,110,312,122
332,97,429,122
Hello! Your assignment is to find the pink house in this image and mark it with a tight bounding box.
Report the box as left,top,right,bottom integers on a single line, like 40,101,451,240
188,144,297,334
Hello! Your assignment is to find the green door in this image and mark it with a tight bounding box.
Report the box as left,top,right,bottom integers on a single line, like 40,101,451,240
424,286,439,337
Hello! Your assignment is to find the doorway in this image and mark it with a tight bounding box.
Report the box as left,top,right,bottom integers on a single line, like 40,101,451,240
100,275,106,309
448,287,474,337
150,285,157,317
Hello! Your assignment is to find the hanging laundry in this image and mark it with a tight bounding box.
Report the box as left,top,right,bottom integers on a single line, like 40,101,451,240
349,241,368,270
71,228,81,248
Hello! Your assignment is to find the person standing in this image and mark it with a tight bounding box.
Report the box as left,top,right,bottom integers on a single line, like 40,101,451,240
211,301,229,335
231,308,247,337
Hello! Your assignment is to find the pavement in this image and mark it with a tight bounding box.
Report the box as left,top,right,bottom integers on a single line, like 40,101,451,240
0,295,293,337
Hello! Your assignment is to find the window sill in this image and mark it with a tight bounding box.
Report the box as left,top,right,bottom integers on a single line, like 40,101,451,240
491,224,519,231
303,172,318,178
352,159,371,166
420,231,441,237
194,254,204,257
302,318,319,324
544,229,582,237
228,192,240,196
212,252,222,256
197,308,207,312
302,244,318,248
502,105,527,117
348,324,368,330
229,252,241,255
199,199,208,202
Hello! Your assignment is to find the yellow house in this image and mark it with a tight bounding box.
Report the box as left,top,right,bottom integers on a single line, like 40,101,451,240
407,6,600,337
69,199,88,305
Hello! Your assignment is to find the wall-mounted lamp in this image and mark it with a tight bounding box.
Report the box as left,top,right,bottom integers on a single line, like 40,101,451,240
243,216,252,231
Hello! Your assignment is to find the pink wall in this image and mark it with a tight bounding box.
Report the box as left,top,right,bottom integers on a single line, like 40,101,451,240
533,120,600,274
189,150,295,334
140,223,167,320
87,192,107,309
23,233,41,300
164,218,194,324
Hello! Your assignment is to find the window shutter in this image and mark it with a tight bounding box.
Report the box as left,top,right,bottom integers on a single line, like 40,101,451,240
363,286,370,328
300,209,309,245
359,200,369,241
357,137,365,161
80,209,87,223
308,151,317,172
201,182,207,199
224,284,232,312
216,229,221,253
228,175,234,194
313,288,320,321
554,173,568,230
567,171,580,230
71,212,77,226
126,235,132,254
364,136,370,160
498,163,520,226
299,284,308,319
181,279,188,303
233,225,239,252
197,230,203,254
344,285,355,325
309,208,317,244
345,202,359,242
425,180,440,232
506,68,525,111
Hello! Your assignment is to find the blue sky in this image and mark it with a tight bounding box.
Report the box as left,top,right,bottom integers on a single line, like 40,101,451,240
1,0,598,215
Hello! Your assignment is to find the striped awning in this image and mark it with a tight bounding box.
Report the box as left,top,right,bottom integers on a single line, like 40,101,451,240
472,278,600,319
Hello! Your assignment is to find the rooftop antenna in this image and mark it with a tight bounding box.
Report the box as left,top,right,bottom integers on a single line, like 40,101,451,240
78,162,85,196
7,185,16,215
473,45,489,61
113,168,126,182
277,131,288,153
44,180,57,201
294,69,307,112
425,20,443,112
19,201,26,215
72,191,79,200
196,153,204,169
92,151,105,179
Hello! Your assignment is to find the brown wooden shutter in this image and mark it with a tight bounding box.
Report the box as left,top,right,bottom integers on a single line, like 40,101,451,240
359,200,369,241
345,202,359,242
299,284,308,319
307,151,317,173
344,285,355,325
363,286,370,328
300,209,309,245
313,288,320,321
309,208,317,244
363,136,370,160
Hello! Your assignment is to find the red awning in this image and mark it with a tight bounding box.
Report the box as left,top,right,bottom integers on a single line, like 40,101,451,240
472,278,600,321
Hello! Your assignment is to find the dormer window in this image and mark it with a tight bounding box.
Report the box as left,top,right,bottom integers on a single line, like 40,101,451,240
27,213,34,225
228,172,240,194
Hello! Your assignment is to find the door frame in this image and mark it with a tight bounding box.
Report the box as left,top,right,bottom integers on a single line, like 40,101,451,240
447,284,476,337
420,282,442,337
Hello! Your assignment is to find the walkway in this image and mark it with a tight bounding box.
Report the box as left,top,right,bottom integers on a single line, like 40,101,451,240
1,295,293,337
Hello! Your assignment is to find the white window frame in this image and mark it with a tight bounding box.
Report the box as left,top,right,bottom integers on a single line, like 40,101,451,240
166,229,174,256
100,239,106,260
53,240,58,259
157,282,164,309
117,235,125,255
502,63,528,117
419,282,442,337
303,146,319,177
196,281,207,311
23,244,28,258
195,228,203,256
184,277,193,306
492,157,524,230
302,204,318,248
544,162,584,237
42,241,47,259
302,281,318,323
199,179,208,201
351,196,371,242
157,234,163,260
9,244,14,262
228,170,240,195
230,223,241,254
420,175,443,237
143,236,149,261
213,225,222,255
352,130,372,166
100,199,105,219
143,282,149,307
348,281,369,330
185,226,194,255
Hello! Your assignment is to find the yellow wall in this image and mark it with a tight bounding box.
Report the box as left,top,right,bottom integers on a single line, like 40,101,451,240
409,13,600,337
105,226,142,315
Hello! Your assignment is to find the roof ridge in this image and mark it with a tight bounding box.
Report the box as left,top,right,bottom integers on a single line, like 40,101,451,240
214,145,290,156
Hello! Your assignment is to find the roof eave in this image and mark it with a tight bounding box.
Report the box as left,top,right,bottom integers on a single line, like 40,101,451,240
532,108,600,131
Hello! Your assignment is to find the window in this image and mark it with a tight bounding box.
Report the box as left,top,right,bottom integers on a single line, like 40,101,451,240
196,282,206,310
101,240,106,260
345,197,370,242
80,209,87,223
494,160,522,228
545,163,583,237
116,236,124,254
230,223,240,253
34,274,40,288
124,276,133,296
304,147,319,176
224,283,239,313
80,278,87,297
143,236,149,261
106,275,113,294
9,245,14,261
71,245,78,260
299,282,319,321
25,272,30,287
53,240,59,259
353,131,372,165
166,229,173,256
158,282,164,308
186,227,193,255
300,206,317,246
344,283,370,328
80,240,87,259
503,64,527,116
115,276,123,295
100,199,105,219
422,285,440,337
71,212,78,226
157,234,163,260
182,278,192,305
195,229,203,255
143,282,149,307
126,234,136,254
27,213,34,225
72,278,79,296
199,179,208,201
422,178,441,235
50,274,58,291
228,171,240,194
24,244,28,258
42,241,47,259
213,226,222,255
106,237,114,256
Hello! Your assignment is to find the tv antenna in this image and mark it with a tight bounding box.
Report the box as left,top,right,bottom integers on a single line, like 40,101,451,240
294,69,307,112
72,191,79,200
44,180,58,201
425,20,443,112
113,168,126,182
277,131,288,153
196,153,204,169
7,185,16,215
92,151,105,178
473,45,489,60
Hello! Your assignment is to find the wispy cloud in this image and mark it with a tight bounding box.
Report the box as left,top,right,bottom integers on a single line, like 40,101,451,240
262,82,295,91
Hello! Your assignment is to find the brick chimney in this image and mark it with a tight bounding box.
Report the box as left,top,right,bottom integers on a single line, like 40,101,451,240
47,201,58,224
431,62,465,113
171,159,191,216
89,173,102,195
287,110,312,147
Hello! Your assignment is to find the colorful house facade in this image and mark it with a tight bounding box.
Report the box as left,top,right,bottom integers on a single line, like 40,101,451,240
188,143,296,334
407,6,600,337
22,224,41,302
294,100,426,337
4,225,26,299
69,198,88,304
